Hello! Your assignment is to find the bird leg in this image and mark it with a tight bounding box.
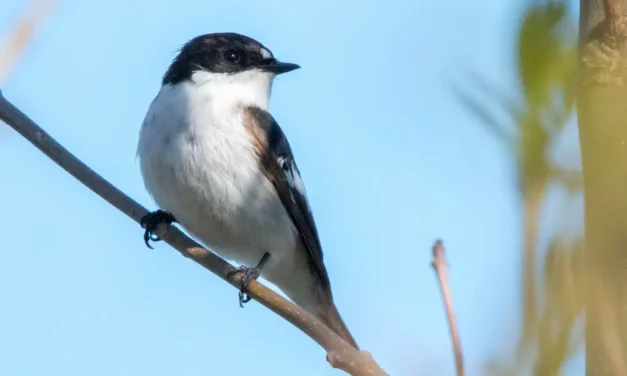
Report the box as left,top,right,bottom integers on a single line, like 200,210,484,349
140,209,177,249
226,252,271,308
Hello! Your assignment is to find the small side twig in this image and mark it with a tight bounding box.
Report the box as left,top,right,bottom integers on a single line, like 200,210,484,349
0,90,388,376
431,240,464,376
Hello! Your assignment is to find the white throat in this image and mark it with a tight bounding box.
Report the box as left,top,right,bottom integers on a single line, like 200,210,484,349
190,69,275,111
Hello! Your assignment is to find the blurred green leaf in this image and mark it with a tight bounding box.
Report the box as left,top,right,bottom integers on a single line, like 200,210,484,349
455,1,582,375
518,1,568,108
534,238,584,376
468,69,526,123
549,166,582,193
450,85,515,147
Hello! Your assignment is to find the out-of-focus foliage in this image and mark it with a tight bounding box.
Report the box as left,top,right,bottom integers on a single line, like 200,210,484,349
0,0,55,84
455,1,583,375
0,0,55,144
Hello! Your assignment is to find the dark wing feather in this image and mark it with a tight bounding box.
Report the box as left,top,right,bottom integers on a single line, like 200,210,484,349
245,107,331,290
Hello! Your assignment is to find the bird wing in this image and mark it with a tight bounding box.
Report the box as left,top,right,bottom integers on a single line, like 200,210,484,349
243,106,331,290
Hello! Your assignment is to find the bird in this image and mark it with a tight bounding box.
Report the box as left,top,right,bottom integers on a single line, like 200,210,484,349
136,32,358,349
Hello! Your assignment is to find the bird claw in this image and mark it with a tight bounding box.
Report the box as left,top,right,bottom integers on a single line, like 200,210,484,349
227,266,262,308
226,252,271,308
140,210,176,249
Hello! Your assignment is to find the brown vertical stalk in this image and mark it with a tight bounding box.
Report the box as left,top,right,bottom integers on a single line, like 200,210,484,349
578,1,627,375
431,240,464,376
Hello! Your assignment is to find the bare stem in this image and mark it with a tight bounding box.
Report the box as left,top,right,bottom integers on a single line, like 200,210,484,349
431,240,464,376
0,90,388,376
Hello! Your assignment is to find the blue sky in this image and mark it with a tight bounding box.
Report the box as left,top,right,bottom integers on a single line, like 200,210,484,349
0,0,583,375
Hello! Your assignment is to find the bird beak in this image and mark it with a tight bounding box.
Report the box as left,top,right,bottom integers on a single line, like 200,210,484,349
256,59,300,74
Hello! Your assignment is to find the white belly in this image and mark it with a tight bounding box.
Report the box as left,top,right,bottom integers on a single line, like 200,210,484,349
137,82,298,273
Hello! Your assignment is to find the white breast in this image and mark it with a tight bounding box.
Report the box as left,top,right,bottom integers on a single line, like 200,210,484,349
136,70,298,270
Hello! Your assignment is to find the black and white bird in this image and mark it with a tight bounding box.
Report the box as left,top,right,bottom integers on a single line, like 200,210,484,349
137,32,358,348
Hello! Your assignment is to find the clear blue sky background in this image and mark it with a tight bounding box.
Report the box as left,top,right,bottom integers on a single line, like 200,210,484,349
0,0,583,375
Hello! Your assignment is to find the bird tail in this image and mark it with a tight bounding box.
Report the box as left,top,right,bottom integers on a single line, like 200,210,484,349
314,288,359,349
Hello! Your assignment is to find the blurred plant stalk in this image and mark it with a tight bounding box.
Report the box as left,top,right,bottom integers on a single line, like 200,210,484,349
579,0,627,375
455,1,584,374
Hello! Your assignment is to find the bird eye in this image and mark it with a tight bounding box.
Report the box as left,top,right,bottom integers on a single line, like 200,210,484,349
223,50,241,63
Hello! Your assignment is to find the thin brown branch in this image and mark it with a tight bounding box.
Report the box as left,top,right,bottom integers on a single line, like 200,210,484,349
0,90,388,376
431,240,464,376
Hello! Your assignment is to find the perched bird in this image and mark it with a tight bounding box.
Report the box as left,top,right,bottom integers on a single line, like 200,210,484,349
137,32,358,348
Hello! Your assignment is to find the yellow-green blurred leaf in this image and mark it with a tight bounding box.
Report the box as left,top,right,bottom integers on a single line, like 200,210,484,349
518,1,568,108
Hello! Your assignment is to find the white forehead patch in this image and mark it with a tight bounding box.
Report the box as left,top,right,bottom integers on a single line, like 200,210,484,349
260,48,272,59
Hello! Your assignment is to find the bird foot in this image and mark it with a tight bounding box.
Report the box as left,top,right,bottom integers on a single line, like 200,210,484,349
227,266,262,307
226,252,271,308
140,210,176,249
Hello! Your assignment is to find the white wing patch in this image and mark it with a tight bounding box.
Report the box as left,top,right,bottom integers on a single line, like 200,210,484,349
278,155,307,199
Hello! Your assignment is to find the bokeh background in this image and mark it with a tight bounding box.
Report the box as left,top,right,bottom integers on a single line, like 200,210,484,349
0,0,585,375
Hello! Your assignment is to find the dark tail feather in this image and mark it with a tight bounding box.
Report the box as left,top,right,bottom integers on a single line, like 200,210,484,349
316,294,359,349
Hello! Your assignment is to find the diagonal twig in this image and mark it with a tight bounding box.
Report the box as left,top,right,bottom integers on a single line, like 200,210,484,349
0,89,388,376
431,240,464,376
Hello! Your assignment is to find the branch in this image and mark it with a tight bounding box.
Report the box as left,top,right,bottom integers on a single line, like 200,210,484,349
431,240,464,376
0,90,388,376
